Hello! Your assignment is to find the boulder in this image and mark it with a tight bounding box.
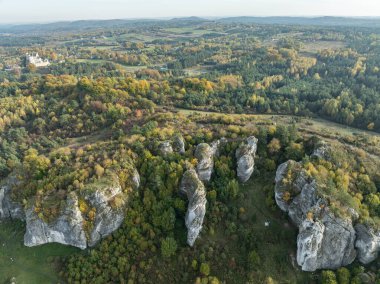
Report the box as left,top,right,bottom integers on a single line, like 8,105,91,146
355,224,380,264
158,141,173,156
236,136,258,183
194,143,214,182
180,168,207,246
173,134,186,154
311,142,331,160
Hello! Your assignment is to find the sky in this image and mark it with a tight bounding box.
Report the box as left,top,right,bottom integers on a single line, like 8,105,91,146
0,0,380,24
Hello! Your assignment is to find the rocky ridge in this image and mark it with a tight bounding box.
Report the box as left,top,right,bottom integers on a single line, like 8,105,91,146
275,146,380,271
1,169,140,249
180,168,207,246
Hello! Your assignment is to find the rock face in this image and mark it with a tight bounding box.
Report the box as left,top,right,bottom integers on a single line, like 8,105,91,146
297,212,356,271
0,180,24,220
2,168,140,250
236,136,258,183
173,134,186,154
194,143,214,182
180,168,207,246
24,175,136,249
86,179,127,246
355,224,380,264
24,192,87,249
275,160,357,271
158,141,173,156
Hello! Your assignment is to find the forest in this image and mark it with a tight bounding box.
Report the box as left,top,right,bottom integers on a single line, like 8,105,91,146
0,17,380,284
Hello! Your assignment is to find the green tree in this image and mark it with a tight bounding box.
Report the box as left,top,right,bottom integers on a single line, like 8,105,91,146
336,267,350,284
321,270,338,284
160,237,177,258
200,263,210,276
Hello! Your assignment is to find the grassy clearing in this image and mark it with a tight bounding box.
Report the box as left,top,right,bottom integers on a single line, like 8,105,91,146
0,220,79,284
163,27,211,36
207,174,312,283
301,40,346,54
174,108,380,150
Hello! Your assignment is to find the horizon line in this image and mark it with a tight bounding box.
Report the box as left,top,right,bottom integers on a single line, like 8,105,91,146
1,15,380,26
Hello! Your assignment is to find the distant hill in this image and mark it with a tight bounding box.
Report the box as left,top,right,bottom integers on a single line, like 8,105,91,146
218,16,380,28
0,19,162,34
1,16,380,34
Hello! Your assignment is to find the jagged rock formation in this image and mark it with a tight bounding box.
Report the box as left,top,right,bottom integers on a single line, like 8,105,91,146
173,134,186,154
355,224,380,264
235,136,258,183
297,212,356,271
24,192,87,249
87,178,129,246
210,137,227,157
180,168,207,246
275,160,357,271
1,169,140,249
194,143,214,182
158,141,173,156
274,159,380,271
0,177,24,220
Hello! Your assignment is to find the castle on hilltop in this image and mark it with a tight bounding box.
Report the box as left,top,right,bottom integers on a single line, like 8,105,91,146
25,53,50,67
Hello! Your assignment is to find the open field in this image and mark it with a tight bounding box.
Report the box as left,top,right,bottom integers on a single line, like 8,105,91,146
0,220,79,284
174,108,380,157
301,40,346,53
75,58,147,72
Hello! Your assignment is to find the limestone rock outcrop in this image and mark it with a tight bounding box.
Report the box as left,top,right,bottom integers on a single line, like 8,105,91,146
275,160,357,271
297,212,356,271
158,141,173,156
355,224,380,264
0,178,24,220
173,134,186,154
236,136,258,183
180,168,207,246
86,178,128,247
311,142,331,160
194,143,214,182
2,169,140,250
24,192,87,249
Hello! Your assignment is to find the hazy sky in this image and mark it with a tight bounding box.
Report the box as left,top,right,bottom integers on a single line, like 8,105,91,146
1,0,380,24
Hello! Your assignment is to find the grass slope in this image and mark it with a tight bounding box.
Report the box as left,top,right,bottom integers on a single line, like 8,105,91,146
0,220,79,284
